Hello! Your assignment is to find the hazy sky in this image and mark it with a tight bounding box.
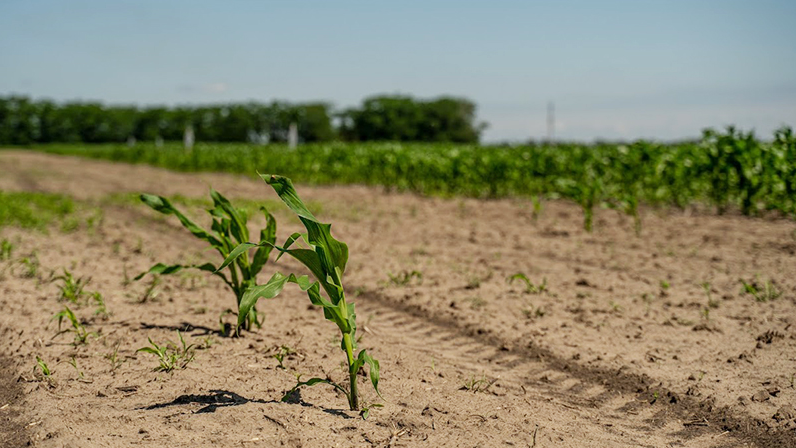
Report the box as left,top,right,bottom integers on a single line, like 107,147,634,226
1,0,794,142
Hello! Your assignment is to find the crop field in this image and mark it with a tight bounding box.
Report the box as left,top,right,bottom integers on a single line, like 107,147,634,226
1,147,795,447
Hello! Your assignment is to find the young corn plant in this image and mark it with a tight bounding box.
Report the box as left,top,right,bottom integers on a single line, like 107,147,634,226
54,269,91,304
219,174,381,413
52,306,96,346
137,331,196,372
135,190,277,333
34,356,53,379
0,238,13,260
507,273,548,294
740,277,783,302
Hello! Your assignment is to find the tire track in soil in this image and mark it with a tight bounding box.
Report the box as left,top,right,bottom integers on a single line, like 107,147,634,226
355,290,796,448
0,353,31,448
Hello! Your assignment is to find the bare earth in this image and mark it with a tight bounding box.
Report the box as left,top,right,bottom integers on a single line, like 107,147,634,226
1,150,795,448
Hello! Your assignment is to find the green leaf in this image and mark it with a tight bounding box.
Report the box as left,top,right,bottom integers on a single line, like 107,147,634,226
134,262,218,281
217,242,259,272
259,174,317,221
251,207,276,275
210,189,250,244
281,377,349,402
237,273,308,329
358,350,382,398
260,174,349,276
136,347,161,355
139,194,224,249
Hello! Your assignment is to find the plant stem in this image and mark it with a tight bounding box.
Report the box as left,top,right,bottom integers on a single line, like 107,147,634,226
343,332,359,410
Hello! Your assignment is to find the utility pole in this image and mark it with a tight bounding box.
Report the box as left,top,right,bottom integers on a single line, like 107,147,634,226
546,101,555,144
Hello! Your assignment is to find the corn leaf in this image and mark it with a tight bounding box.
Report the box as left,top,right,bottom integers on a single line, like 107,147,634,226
260,174,349,275
210,189,250,244
134,262,218,281
251,207,276,274
140,194,224,249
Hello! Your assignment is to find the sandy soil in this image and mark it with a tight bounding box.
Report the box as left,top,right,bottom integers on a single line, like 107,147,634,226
1,150,795,447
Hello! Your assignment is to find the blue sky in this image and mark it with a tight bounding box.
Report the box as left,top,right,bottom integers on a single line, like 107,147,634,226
1,0,794,142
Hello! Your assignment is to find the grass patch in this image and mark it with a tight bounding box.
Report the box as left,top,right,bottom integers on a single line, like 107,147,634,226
0,190,75,231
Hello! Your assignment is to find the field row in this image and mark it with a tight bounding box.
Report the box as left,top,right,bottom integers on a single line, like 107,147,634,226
27,126,796,232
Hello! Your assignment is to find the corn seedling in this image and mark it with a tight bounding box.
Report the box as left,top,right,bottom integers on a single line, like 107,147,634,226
54,269,90,304
135,190,277,332
34,356,53,378
105,341,124,372
220,174,380,412
461,373,497,393
19,253,39,278
137,331,196,372
702,282,719,308
0,238,13,260
139,274,161,303
91,292,109,317
507,273,547,294
740,277,782,302
52,306,96,346
268,345,296,369
359,402,384,420
387,270,423,286
121,265,131,286
67,356,84,379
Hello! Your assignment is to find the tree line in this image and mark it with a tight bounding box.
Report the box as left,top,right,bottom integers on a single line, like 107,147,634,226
0,95,485,145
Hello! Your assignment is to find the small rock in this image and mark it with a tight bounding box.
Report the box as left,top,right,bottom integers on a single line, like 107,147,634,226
752,390,770,402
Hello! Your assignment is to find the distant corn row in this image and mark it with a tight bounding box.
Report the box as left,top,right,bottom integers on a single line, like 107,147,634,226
30,126,796,218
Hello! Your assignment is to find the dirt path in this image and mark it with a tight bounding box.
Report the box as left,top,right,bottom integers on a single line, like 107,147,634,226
1,150,795,447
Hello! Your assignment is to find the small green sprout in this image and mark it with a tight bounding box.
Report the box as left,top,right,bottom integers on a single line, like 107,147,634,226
139,274,161,303
135,189,278,332
740,277,782,302
52,306,96,346
91,292,109,317
105,341,124,372
68,356,84,379
507,273,547,294
34,356,53,378
269,345,296,369
660,280,670,290
461,373,497,393
19,253,39,278
137,331,196,372
221,174,381,412
359,402,384,420
702,282,719,308
387,270,423,286
0,238,13,260
121,265,131,286
54,269,90,304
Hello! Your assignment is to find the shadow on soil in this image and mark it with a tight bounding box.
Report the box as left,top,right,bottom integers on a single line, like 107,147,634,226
142,389,354,419
143,390,273,413
139,322,222,337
